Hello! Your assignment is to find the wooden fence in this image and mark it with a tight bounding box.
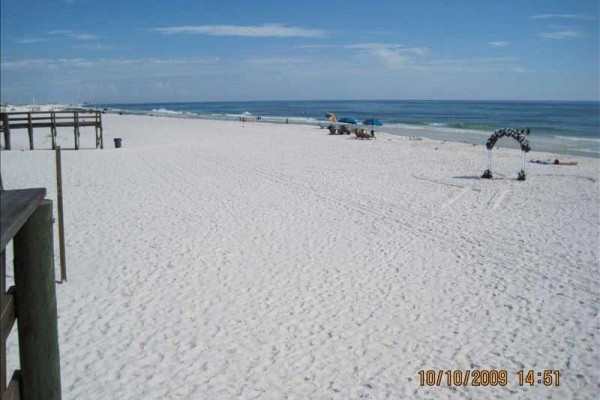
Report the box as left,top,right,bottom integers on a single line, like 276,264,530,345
1,110,103,150
1,188,62,400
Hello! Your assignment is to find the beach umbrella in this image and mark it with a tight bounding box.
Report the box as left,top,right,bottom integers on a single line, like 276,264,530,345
338,116,358,124
325,112,337,122
362,118,383,127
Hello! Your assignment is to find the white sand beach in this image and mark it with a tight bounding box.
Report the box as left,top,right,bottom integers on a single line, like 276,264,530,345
2,114,599,399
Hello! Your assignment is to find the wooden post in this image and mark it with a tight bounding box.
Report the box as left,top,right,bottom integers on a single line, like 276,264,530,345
73,112,79,150
98,112,104,149
13,200,62,400
27,113,34,150
50,112,57,150
55,147,67,282
94,112,99,149
1,250,6,393
4,371,21,400
1,114,10,150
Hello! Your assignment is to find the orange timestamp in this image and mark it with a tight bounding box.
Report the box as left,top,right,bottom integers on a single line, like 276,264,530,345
418,369,560,387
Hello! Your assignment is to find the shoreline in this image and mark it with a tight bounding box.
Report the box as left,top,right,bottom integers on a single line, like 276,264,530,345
0,112,592,164
114,110,600,159
3,101,597,158
98,101,600,158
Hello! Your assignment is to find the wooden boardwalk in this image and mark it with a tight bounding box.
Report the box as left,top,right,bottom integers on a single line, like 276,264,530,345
1,110,104,150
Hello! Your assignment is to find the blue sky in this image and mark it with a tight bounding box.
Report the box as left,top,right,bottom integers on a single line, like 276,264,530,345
1,0,598,103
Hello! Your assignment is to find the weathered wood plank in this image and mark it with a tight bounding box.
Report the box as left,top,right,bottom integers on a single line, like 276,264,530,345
6,117,97,123
27,113,34,150
0,250,4,297
7,122,99,129
0,189,46,250
1,114,10,150
2,111,98,116
74,112,80,150
51,112,57,150
60,121,98,126
3,371,22,400
1,289,15,344
8,116,54,122
98,113,104,149
56,148,67,282
14,200,62,400
0,250,6,393
3,114,100,123
0,339,5,393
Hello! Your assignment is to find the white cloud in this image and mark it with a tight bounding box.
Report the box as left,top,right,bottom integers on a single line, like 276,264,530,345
73,43,121,50
549,24,579,29
296,44,335,49
343,43,429,65
47,30,98,40
407,47,431,56
153,24,326,38
345,42,389,49
529,14,594,20
1,57,219,70
538,30,585,39
16,38,49,44
346,43,429,55
428,57,518,65
246,57,308,65
370,47,411,64
510,67,534,73
489,41,510,47
0,59,50,69
70,33,98,41
415,57,531,73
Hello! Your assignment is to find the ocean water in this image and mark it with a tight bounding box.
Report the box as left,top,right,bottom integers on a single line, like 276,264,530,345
94,100,600,157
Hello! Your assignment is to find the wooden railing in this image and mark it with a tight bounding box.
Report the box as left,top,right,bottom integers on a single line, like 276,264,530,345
1,189,62,400
1,110,103,150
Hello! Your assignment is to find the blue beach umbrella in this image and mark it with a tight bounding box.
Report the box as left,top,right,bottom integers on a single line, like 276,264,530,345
362,118,383,127
338,116,358,124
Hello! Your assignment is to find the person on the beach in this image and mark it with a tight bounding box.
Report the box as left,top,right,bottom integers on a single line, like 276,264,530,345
371,129,375,139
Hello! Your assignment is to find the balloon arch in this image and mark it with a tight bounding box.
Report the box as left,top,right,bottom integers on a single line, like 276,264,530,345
481,127,531,181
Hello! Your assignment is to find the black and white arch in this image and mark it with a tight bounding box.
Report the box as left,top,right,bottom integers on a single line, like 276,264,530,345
481,127,531,180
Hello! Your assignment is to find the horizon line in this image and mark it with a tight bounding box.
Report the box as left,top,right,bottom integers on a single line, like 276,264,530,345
3,99,600,105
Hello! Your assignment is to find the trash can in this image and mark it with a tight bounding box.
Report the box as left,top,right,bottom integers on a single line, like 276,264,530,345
114,138,122,148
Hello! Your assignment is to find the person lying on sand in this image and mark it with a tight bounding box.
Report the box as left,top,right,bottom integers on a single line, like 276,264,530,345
354,128,373,140
530,159,578,166
337,124,350,135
